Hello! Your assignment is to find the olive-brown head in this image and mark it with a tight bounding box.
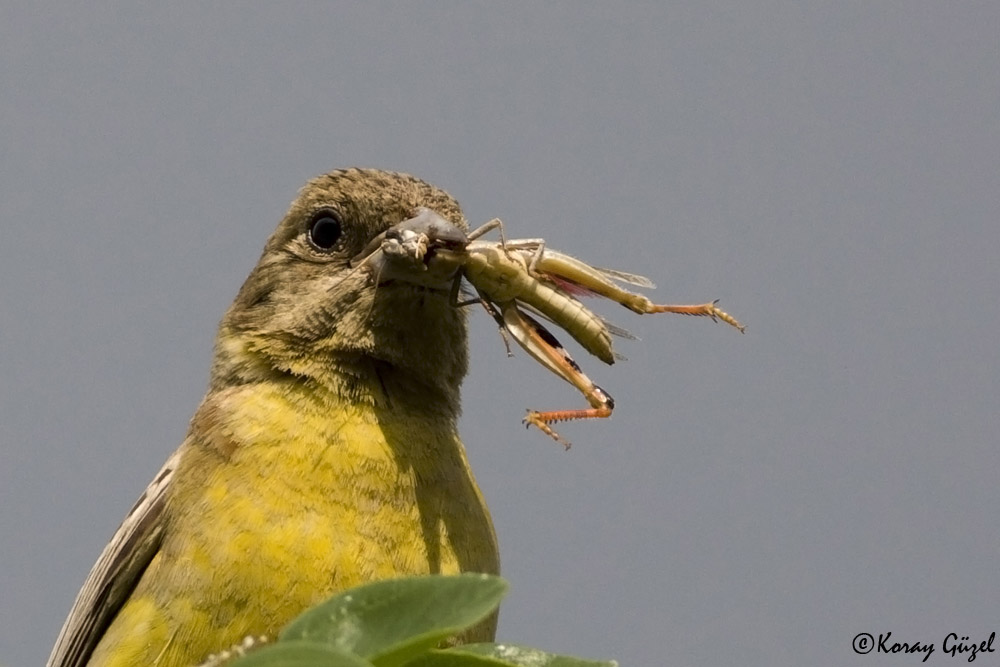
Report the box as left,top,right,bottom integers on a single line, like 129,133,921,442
210,168,470,409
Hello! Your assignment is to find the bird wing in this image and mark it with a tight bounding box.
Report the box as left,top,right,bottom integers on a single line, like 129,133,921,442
47,448,178,667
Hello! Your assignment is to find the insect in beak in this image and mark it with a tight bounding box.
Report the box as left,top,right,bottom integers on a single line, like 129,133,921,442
373,210,746,448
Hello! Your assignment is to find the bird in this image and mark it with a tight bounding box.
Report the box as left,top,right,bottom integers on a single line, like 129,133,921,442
47,168,501,667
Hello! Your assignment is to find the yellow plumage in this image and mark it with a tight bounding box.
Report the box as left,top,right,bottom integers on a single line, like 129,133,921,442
48,169,500,667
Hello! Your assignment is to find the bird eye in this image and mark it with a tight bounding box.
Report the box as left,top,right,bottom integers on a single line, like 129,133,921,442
308,211,343,251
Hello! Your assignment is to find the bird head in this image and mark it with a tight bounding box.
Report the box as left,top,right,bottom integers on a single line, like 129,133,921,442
211,168,471,405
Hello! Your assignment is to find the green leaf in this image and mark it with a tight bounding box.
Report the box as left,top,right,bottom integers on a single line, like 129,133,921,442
226,640,373,667
279,574,508,667
401,648,515,666
456,644,618,667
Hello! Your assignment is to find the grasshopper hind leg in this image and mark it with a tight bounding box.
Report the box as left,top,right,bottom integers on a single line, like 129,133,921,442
646,299,746,333
523,385,615,451
499,304,616,449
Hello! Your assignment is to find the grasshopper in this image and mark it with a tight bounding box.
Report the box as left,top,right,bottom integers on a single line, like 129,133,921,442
461,220,746,356
353,208,745,448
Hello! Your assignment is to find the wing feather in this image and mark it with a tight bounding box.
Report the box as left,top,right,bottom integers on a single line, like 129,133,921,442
47,449,179,667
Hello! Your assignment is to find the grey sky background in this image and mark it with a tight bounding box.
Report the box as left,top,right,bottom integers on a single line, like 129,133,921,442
2,4,998,666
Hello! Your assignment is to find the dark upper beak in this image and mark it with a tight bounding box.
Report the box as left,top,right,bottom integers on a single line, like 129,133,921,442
350,207,470,290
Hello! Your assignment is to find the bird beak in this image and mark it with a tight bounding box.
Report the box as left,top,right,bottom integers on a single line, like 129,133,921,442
351,207,469,291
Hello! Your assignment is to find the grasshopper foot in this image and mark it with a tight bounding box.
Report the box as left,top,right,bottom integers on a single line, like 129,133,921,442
523,411,572,450
649,300,746,333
